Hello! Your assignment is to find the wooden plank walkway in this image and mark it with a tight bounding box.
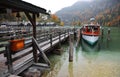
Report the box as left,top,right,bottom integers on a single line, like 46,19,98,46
0,54,8,77
0,32,69,76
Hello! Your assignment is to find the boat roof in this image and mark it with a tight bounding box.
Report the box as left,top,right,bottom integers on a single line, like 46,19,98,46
83,24,100,27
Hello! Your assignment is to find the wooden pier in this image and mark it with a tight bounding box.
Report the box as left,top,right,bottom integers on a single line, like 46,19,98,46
0,0,78,76
0,27,74,76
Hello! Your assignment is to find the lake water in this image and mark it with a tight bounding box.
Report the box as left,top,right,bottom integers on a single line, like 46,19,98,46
42,27,120,77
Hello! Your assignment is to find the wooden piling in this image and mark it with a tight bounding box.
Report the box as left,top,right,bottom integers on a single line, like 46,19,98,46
69,33,73,62
74,28,77,39
76,29,81,47
101,28,104,39
53,45,63,55
107,28,111,40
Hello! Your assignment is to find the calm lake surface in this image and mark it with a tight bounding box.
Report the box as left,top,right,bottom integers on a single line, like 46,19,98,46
42,27,120,77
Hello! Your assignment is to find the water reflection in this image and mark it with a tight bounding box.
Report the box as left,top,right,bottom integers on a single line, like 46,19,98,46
68,62,73,77
81,39,100,52
80,39,100,63
42,27,120,77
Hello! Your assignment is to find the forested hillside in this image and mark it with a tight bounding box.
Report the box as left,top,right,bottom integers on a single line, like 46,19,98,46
56,0,120,26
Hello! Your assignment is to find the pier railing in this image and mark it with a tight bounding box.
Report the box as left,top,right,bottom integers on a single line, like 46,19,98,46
0,27,74,76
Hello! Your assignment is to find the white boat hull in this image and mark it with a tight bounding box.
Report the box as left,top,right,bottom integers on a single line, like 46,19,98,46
82,34,99,45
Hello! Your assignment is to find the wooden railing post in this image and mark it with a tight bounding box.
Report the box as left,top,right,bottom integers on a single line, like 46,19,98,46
59,32,61,42
68,29,70,38
50,33,52,47
44,30,46,40
65,30,67,37
67,30,69,35
64,30,66,39
47,31,49,40
6,44,13,73
32,39,38,63
25,12,38,63
58,32,61,46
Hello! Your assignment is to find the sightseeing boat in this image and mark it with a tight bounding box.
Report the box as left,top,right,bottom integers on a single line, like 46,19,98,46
81,24,100,45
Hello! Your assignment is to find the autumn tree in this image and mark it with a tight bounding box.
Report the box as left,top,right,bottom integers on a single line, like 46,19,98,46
50,14,61,25
60,21,64,26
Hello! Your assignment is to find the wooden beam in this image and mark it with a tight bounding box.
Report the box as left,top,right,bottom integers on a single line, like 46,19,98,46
6,44,13,73
32,37,51,66
25,12,38,63
33,13,36,39
0,0,47,14
24,12,36,39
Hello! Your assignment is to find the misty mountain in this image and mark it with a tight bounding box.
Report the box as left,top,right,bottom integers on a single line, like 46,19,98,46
56,0,120,26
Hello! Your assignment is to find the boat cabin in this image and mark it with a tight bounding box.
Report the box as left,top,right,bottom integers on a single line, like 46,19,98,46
82,25,100,36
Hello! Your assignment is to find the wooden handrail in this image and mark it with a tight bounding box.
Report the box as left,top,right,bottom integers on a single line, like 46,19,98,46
0,27,74,75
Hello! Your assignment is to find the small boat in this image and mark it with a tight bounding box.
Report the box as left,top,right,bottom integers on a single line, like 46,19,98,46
81,24,100,45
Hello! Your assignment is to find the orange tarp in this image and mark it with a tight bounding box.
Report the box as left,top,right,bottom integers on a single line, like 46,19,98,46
10,39,24,52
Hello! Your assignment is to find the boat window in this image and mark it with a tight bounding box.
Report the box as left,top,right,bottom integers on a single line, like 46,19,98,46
87,27,92,32
94,27,99,32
